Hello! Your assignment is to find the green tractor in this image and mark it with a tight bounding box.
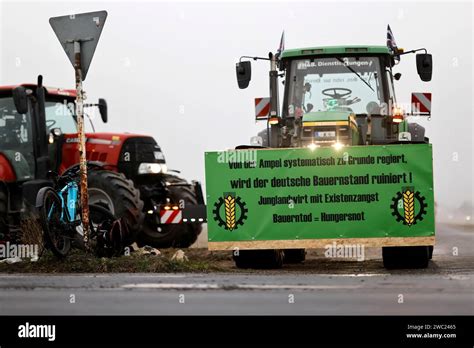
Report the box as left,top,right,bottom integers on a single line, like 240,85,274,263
222,28,434,269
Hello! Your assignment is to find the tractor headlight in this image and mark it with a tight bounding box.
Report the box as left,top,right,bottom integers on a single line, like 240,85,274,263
138,163,168,174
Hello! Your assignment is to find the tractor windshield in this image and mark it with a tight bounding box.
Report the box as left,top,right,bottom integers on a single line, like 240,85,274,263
0,97,35,180
286,56,385,117
45,99,78,134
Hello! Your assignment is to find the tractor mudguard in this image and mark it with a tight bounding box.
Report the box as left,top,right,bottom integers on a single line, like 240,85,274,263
61,161,110,177
0,150,32,181
22,180,52,208
35,186,54,208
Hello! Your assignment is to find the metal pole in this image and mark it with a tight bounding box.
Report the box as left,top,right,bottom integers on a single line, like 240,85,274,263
74,40,90,251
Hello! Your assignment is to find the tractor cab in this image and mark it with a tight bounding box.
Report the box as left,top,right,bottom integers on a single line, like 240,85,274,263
236,42,433,149
281,49,389,147
279,46,433,148
0,84,79,181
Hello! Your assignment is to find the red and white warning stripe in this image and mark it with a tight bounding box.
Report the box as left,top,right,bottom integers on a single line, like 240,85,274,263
160,209,182,224
255,97,270,119
411,93,432,114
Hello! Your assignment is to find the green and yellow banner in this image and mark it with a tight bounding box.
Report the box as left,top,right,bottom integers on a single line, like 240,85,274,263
205,144,435,250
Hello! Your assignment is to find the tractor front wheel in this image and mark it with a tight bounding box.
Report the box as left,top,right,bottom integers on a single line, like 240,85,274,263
87,170,144,245
233,249,284,269
428,245,434,259
382,246,430,269
283,249,306,264
137,174,202,248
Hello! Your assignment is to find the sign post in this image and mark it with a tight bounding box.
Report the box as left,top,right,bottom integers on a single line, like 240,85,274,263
50,11,108,250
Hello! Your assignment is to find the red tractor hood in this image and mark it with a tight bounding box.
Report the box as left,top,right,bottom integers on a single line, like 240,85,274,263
0,84,76,98
60,132,154,174
84,132,150,141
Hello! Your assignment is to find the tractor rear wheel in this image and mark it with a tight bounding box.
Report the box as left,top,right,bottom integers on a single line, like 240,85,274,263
382,246,430,269
0,187,8,239
137,174,202,248
233,249,284,269
87,170,144,245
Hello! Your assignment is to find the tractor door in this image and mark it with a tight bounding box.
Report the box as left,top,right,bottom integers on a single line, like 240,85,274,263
0,96,36,182
44,98,78,172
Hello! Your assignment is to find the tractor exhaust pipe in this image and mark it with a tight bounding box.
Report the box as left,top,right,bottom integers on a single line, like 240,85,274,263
35,75,50,180
269,52,279,147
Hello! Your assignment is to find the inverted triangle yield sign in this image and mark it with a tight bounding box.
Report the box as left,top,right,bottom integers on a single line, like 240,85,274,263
49,11,108,80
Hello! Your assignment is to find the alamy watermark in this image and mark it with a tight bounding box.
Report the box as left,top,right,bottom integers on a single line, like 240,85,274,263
324,242,365,261
217,149,258,167
18,322,55,341
0,242,39,261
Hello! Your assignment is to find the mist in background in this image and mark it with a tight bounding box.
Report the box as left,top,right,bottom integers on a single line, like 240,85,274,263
1,0,472,223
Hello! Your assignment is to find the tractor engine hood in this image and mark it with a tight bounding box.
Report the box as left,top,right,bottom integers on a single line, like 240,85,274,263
301,111,358,147
60,133,166,177
302,111,354,126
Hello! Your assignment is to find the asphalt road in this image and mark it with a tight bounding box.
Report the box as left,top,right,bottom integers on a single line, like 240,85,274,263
0,223,472,315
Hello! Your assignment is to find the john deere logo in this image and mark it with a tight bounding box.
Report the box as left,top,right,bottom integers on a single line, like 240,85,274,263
391,187,427,226
213,193,248,231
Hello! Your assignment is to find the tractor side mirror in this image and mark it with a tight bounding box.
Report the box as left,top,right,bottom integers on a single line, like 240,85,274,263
250,136,263,146
12,87,28,114
416,53,433,82
236,61,251,89
98,98,108,123
48,128,62,144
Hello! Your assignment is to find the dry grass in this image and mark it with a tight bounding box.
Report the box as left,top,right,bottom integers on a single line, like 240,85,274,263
19,216,44,247
0,248,232,273
0,217,234,273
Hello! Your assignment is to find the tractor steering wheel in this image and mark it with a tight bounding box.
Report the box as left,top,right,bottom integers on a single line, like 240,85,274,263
322,88,352,99
46,119,57,130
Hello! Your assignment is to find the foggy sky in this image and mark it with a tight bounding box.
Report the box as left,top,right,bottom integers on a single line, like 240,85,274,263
0,0,472,210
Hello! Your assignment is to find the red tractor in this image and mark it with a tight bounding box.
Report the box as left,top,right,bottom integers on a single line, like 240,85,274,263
0,78,205,247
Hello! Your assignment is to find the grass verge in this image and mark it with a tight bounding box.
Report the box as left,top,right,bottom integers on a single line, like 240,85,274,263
0,248,232,273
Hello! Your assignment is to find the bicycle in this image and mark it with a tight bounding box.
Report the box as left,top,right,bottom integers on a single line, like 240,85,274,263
37,165,125,258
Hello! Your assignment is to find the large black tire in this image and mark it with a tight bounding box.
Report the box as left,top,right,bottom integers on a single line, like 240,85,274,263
0,187,8,240
233,249,284,269
382,246,430,269
284,249,306,264
137,174,203,248
87,170,144,245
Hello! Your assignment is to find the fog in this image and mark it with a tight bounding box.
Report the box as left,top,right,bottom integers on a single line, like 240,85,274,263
0,0,472,219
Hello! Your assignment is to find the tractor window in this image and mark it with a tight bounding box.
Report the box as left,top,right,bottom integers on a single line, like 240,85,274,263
286,56,385,116
0,97,35,180
45,100,78,134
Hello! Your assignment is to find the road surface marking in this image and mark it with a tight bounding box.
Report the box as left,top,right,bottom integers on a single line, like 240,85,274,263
121,283,363,290
122,283,220,289
316,273,388,277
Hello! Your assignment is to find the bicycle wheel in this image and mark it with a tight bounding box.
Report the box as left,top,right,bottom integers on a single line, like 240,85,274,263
39,188,71,258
